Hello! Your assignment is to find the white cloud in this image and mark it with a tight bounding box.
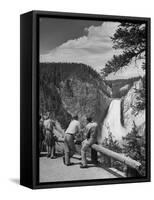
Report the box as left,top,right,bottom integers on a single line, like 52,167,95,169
40,22,120,72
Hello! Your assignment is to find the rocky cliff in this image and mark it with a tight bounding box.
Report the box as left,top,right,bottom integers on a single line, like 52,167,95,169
105,77,141,98
122,78,145,136
40,63,112,130
100,77,145,144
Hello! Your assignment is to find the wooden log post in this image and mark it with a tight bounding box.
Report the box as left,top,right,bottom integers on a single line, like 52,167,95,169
91,144,141,171
125,166,141,177
103,155,112,167
91,148,98,164
58,138,141,177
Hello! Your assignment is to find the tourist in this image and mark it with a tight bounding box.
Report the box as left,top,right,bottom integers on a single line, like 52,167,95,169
39,115,45,155
63,115,80,166
80,117,98,168
44,112,56,159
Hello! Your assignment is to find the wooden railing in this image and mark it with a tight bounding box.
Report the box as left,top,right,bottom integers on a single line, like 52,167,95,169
57,138,141,177
91,144,141,177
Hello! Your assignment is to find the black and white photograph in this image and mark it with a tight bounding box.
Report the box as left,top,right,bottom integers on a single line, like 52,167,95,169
38,15,149,184
0,0,153,197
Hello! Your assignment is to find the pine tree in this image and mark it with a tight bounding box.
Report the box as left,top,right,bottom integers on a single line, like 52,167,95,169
122,121,146,176
101,22,146,77
102,125,122,153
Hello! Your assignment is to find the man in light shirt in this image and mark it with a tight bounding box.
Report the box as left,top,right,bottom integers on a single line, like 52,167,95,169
80,117,98,168
63,115,80,166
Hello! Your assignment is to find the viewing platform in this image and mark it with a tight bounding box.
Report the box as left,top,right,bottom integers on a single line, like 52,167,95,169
39,155,117,182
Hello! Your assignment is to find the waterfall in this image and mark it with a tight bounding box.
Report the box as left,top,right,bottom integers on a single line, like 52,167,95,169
99,99,127,143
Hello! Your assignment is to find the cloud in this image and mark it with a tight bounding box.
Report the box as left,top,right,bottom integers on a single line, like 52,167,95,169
40,22,120,72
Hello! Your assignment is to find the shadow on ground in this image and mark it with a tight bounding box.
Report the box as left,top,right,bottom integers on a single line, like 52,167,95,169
10,178,20,185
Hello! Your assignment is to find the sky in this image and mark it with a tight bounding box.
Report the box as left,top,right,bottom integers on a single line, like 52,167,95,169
40,18,103,55
40,17,144,79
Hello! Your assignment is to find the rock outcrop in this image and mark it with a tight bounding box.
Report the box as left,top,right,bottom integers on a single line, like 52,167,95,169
40,63,112,130
59,76,111,127
100,78,145,144
105,77,141,98
122,79,145,136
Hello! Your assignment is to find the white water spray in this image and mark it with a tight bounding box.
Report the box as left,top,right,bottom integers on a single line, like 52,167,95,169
100,99,127,143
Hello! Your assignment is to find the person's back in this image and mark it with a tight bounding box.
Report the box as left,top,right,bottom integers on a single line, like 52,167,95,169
64,116,80,166
65,119,80,135
44,118,55,133
80,117,98,168
85,122,98,140
44,117,56,158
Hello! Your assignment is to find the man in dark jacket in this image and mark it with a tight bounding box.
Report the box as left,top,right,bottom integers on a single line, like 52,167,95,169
80,117,98,168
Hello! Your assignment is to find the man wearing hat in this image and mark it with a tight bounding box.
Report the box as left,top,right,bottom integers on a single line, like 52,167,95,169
80,116,98,168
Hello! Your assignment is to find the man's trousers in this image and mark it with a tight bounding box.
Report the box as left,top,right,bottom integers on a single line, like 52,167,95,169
81,138,96,166
64,133,75,165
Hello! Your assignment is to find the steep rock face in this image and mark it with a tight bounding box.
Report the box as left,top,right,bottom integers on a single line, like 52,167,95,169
122,79,145,136
105,77,141,98
59,76,111,128
39,63,112,130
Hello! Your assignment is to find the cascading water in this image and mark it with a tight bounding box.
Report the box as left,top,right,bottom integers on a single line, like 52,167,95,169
99,99,127,144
